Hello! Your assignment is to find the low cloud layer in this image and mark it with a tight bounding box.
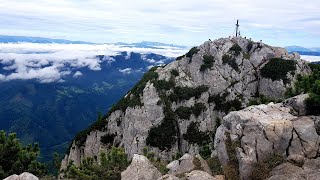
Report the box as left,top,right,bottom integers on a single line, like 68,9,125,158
301,55,320,62
0,43,186,83
0,42,318,83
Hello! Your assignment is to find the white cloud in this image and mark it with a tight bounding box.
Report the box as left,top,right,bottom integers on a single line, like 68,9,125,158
0,0,319,47
0,42,185,82
73,71,83,77
119,68,132,74
0,74,5,80
301,55,320,62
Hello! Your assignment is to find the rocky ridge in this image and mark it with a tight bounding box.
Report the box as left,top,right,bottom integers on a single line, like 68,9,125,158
59,37,311,178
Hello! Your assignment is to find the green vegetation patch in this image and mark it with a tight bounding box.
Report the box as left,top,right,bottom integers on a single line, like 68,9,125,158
100,134,116,145
229,43,242,56
154,79,175,91
222,54,232,63
247,42,253,52
248,94,280,106
170,69,179,77
176,47,199,61
192,103,207,117
186,47,200,58
183,122,210,145
0,130,47,179
260,58,296,83
200,55,215,72
146,115,177,151
207,156,223,175
285,63,320,115
305,93,320,115
169,85,209,102
222,54,240,72
176,55,185,61
175,103,207,119
175,106,192,119
64,147,130,180
209,93,242,113
199,144,211,159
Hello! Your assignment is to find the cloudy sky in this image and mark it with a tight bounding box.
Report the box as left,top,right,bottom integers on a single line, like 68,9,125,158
0,0,319,47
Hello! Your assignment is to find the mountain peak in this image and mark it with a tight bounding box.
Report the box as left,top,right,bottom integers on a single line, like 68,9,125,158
60,36,311,178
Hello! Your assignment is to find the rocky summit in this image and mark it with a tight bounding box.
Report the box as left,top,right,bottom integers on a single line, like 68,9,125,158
59,37,316,179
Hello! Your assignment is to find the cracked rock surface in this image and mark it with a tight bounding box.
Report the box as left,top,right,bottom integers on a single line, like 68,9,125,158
214,94,320,180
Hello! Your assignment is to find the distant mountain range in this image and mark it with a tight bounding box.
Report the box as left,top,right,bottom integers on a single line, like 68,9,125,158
286,46,320,56
115,41,187,49
0,35,94,44
0,35,187,49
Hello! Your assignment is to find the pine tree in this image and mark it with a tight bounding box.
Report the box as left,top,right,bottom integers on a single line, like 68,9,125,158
0,130,47,178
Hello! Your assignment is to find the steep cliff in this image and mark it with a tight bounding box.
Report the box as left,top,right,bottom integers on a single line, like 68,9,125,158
60,37,311,174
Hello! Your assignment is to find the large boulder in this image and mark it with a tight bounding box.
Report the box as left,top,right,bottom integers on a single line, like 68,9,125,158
214,95,320,180
4,172,38,180
121,154,162,180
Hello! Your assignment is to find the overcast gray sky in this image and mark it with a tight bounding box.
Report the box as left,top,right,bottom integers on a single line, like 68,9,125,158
0,0,319,47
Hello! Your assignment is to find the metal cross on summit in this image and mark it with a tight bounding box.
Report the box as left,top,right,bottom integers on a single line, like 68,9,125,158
235,20,240,37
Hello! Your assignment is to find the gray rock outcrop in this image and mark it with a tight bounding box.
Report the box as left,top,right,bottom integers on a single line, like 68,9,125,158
214,94,320,179
4,172,39,180
121,154,162,180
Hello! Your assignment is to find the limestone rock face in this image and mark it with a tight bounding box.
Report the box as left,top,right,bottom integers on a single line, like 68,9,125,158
60,37,311,176
214,94,320,180
121,154,162,180
4,172,38,180
60,130,106,170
